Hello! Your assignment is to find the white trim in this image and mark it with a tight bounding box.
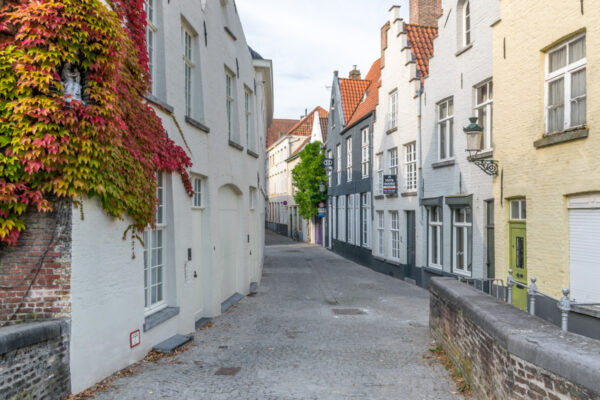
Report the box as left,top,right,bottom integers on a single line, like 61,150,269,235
568,193,600,209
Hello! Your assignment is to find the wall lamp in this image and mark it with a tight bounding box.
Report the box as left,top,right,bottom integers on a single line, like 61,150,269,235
464,117,499,176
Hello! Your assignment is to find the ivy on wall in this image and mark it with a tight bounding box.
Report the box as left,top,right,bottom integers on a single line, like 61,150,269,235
0,0,192,245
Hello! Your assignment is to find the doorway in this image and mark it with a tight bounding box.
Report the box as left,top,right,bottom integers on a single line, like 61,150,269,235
406,211,416,268
509,223,527,310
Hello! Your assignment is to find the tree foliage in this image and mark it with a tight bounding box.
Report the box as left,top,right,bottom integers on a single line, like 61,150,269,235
0,0,192,245
291,141,327,219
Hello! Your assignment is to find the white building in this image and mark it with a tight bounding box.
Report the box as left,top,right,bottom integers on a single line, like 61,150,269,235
420,0,499,281
69,0,273,393
371,3,437,280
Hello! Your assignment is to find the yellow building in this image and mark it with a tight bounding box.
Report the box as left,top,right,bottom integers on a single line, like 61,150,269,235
492,0,600,307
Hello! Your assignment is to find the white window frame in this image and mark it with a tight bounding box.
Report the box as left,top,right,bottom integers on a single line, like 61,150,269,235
327,150,332,186
192,177,204,209
510,199,527,221
361,127,370,178
390,211,400,260
361,193,371,248
377,211,384,256
428,206,442,269
144,0,157,94
346,136,353,182
452,207,472,276
388,90,398,131
183,26,194,117
438,98,454,161
245,88,254,151
338,196,346,242
463,1,471,47
475,80,493,151
545,34,586,134
336,144,342,185
375,153,383,195
354,193,360,246
332,196,337,240
388,148,398,177
347,194,354,244
404,142,417,192
226,69,237,142
144,172,167,314
249,187,256,210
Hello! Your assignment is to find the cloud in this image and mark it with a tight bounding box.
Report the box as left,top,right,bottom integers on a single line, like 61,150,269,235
236,0,410,119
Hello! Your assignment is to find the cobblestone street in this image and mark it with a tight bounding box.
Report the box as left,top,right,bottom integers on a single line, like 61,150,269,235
94,231,461,400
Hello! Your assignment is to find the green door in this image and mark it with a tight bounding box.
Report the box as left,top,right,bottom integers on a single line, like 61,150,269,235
509,224,527,310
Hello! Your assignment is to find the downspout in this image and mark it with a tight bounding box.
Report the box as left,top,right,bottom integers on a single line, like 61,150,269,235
417,84,424,268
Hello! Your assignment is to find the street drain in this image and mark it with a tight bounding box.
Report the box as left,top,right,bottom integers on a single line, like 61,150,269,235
332,308,367,315
215,367,241,376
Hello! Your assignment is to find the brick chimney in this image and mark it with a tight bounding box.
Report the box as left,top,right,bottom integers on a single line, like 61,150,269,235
349,65,361,80
410,0,442,27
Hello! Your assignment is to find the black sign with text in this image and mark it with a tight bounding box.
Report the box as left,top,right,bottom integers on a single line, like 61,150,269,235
383,175,397,195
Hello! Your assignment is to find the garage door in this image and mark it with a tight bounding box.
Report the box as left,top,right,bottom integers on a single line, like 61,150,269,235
569,208,600,303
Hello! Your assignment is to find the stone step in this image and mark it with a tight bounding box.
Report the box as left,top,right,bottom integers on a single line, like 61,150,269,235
221,292,244,313
152,334,192,354
195,317,212,330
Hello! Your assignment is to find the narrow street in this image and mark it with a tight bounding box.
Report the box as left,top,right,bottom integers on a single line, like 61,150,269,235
93,231,460,400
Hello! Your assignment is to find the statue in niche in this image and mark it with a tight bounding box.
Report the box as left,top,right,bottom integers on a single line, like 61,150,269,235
62,63,83,104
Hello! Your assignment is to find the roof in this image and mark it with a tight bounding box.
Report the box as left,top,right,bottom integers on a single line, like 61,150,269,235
248,46,264,60
338,78,371,125
266,119,299,147
288,136,312,160
346,59,381,127
287,106,328,139
404,23,437,82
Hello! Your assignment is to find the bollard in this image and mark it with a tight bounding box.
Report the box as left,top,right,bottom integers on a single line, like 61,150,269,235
507,269,514,304
528,277,537,316
557,288,571,332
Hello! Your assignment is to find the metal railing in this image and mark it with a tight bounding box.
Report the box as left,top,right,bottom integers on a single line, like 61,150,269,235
456,277,505,300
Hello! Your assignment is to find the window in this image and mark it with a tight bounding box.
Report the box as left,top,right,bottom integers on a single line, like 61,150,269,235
428,206,442,268
475,81,493,150
463,1,471,47
332,196,337,240
390,211,400,260
388,148,398,176
361,127,370,178
338,196,346,242
183,27,194,117
546,35,586,133
144,172,166,312
361,193,371,248
347,194,354,244
336,144,342,185
388,90,398,131
249,187,256,210
226,69,238,143
192,177,203,208
245,88,255,151
144,0,157,94
510,199,526,221
354,193,360,246
377,211,384,256
453,207,472,275
327,150,332,186
438,98,454,160
346,136,352,182
375,154,383,195
404,142,417,192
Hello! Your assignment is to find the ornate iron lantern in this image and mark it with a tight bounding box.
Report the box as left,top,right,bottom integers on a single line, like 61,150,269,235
463,117,498,176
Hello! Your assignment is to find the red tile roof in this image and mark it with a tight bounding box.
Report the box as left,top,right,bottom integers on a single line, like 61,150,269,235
339,78,371,125
287,106,328,138
267,119,299,147
404,23,437,82
346,59,381,127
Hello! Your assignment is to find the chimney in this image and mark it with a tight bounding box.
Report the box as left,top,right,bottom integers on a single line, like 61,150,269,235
409,0,442,27
349,65,361,80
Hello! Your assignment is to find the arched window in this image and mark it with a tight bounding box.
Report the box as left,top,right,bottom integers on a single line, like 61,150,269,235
463,1,471,46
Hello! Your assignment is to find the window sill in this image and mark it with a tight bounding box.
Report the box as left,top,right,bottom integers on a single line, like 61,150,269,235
247,149,259,158
467,150,494,161
432,159,455,169
533,127,588,149
185,116,210,133
229,140,244,151
455,43,473,57
453,270,472,278
386,127,398,134
143,306,180,332
373,255,386,262
387,259,402,266
374,194,384,199
144,94,174,114
401,191,417,197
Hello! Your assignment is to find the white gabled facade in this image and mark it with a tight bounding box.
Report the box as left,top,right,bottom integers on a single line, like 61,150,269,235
69,0,273,393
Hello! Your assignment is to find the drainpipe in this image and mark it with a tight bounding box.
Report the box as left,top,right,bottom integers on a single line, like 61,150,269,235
417,85,424,265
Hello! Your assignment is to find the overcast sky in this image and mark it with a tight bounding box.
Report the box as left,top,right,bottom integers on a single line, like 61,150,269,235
236,0,410,120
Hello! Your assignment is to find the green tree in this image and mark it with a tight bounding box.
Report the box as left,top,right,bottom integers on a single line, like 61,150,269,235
291,141,327,218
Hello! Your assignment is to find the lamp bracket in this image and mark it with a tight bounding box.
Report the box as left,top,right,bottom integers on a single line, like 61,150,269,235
467,150,499,176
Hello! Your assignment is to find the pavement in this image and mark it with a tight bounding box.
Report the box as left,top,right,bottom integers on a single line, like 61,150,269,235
93,230,462,400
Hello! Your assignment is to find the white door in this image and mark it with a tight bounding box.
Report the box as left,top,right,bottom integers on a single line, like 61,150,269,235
569,208,600,302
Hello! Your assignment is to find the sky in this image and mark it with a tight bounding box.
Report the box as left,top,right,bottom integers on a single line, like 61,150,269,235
236,0,410,120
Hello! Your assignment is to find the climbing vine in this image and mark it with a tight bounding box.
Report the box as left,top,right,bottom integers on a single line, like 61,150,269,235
0,0,193,245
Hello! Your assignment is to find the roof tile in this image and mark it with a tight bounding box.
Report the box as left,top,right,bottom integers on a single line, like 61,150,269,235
404,23,438,82
267,119,299,147
346,59,381,127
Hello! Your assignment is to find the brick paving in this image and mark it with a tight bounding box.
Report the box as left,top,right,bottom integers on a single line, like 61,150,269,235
94,230,462,400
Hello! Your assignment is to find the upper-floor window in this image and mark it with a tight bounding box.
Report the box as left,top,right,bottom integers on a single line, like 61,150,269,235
463,1,471,47
183,27,194,117
404,142,417,192
346,136,352,182
388,90,398,131
245,88,255,151
361,127,370,178
336,144,342,185
249,187,256,210
375,153,383,195
546,34,586,134
438,98,454,160
388,148,398,177
475,80,493,150
144,0,157,94
226,69,239,143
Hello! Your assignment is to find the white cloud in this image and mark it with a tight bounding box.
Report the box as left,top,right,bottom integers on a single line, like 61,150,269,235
236,0,410,119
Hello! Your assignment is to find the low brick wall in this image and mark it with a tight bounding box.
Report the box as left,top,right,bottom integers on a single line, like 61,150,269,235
0,320,70,399
430,278,600,400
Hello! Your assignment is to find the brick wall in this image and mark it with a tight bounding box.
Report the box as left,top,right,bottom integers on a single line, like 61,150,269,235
0,198,72,325
430,278,600,399
410,0,442,27
0,321,70,400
